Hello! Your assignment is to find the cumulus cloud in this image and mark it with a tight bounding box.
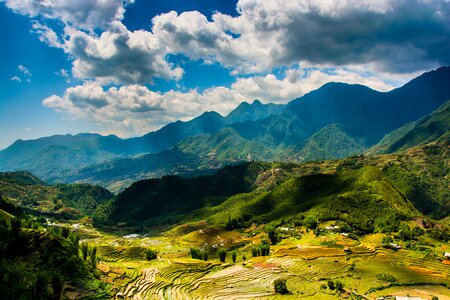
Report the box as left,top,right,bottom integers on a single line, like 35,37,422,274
3,0,133,30
42,82,245,136
66,22,183,84
6,0,448,85
150,0,450,74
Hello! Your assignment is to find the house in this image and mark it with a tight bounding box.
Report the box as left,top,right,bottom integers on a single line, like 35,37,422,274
341,232,349,237
389,243,402,249
444,252,450,258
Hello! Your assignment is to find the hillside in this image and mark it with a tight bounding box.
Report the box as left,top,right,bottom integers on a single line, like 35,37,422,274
371,99,450,154
103,138,448,228
0,172,113,219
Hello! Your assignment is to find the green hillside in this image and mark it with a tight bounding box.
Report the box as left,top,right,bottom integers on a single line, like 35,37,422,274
372,100,450,154
103,139,449,230
0,214,108,299
0,172,113,219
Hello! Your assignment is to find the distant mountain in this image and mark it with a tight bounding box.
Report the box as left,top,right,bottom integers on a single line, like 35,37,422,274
225,99,284,124
0,100,283,181
370,99,450,154
0,133,129,180
232,67,450,148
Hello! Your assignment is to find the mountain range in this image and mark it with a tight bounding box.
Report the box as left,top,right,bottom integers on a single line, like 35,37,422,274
0,66,449,191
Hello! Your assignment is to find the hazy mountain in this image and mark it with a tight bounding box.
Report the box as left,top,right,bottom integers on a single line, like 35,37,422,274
0,100,283,181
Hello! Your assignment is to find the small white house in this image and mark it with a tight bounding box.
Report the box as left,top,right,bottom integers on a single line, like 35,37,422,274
444,252,450,259
389,243,402,249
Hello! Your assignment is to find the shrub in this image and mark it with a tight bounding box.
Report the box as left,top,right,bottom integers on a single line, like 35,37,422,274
61,226,70,239
375,273,396,283
382,235,394,245
303,216,318,230
432,296,439,300
145,249,158,260
334,280,344,291
90,246,97,268
218,248,227,263
10,217,21,236
274,279,289,294
268,229,279,245
327,280,335,290
231,251,237,263
81,242,89,260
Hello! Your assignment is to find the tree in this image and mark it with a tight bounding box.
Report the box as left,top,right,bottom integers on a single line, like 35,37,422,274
145,249,158,260
10,217,21,236
52,274,63,300
303,216,318,230
90,246,97,268
231,251,237,263
382,235,393,245
274,279,289,294
327,280,335,290
81,243,89,260
218,248,227,263
268,229,279,245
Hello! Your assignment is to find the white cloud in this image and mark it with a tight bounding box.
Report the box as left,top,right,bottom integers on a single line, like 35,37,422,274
42,82,245,137
65,22,183,85
3,0,133,30
149,0,450,74
10,76,21,82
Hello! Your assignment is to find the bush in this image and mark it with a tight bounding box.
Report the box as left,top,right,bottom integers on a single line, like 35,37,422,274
382,235,394,245
81,242,89,260
303,216,318,230
327,280,335,290
190,248,208,260
375,273,396,283
10,217,21,236
274,279,289,294
267,229,280,245
145,249,158,260
218,248,227,263
334,280,344,291
61,226,70,239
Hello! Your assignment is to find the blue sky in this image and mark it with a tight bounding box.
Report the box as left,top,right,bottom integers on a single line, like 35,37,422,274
0,0,449,149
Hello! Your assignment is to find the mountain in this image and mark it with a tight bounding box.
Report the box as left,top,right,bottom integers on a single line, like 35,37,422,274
370,99,450,154
102,157,430,234
225,99,284,124
0,100,283,182
298,124,365,161
232,67,450,148
0,171,113,218
0,133,131,181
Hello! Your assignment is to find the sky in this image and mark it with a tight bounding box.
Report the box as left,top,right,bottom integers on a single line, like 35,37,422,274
0,0,449,149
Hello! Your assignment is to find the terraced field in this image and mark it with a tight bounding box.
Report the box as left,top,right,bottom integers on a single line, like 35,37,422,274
74,224,450,300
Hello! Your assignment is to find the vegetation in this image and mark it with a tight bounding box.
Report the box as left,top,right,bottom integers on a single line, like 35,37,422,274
274,278,289,294
218,248,227,263
0,215,108,299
